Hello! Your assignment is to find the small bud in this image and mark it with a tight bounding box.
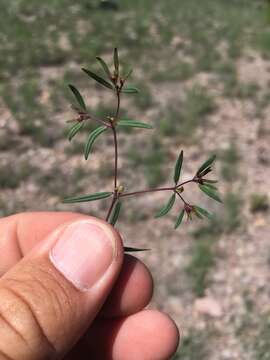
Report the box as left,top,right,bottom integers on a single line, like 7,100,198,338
118,185,124,193
76,112,89,122
107,116,115,124
194,176,204,184
177,186,184,193
111,74,117,84
184,203,194,220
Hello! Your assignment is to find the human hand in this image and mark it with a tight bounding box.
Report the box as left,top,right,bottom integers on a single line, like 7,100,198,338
0,212,179,359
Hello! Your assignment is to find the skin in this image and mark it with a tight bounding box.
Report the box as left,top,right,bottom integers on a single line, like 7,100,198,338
0,212,180,359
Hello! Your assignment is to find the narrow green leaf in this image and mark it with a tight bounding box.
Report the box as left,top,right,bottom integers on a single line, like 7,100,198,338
84,126,107,160
67,122,84,141
199,166,212,177
96,56,111,79
82,68,114,90
203,179,218,184
117,119,153,129
68,84,86,110
193,205,214,220
202,183,218,191
121,86,139,94
174,150,183,184
199,184,222,203
114,48,119,72
193,208,204,219
63,191,112,204
174,209,185,229
124,247,150,252
155,194,176,218
110,201,122,226
197,154,216,176
124,68,133,81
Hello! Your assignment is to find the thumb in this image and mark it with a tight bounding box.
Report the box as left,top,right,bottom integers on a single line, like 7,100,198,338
0,217,123,359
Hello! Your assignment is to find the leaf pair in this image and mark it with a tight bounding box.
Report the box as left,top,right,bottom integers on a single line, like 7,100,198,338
197,154,216,176
82,66,139,94
193,205,213,220
154,194,186,229
96,49,125,86
67,84,87,141
82,118,152,157
88,48,139,94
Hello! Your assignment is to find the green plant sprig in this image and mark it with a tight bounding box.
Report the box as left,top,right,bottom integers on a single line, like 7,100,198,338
64,48,222,252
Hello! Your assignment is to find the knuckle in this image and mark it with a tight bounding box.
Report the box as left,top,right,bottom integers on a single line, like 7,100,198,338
0,259,76,357
0,285,56,359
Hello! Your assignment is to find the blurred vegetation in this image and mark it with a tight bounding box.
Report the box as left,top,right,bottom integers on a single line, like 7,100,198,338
186,191,242,296
250,193,269,213
160,85,216,142
173,329,209,360
127,136,167,187
0,0,269,144
220,141,241,182
255,313,270,360
0,161,35,189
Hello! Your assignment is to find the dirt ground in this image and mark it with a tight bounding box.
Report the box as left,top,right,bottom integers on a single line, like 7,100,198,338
0,1,270,359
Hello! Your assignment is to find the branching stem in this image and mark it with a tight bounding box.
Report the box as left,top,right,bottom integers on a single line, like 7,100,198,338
120,179,195,198
104,62,197,223
106,193,117,221
115,89,121,119
176,192,188,205
112,125,118,189
82,111,111,128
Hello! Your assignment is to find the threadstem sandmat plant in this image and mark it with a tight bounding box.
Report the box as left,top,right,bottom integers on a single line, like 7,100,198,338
64,48,222,252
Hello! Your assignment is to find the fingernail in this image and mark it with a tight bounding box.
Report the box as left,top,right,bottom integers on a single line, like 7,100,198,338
50,221,115,291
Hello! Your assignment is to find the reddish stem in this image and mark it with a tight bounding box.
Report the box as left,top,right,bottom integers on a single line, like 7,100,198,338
104,70,196,223
105,89,121,221
120,179,195,198
106,194,117,222
112,125,118,189
176,192,188,205
120,186,175,198
85,112,111,128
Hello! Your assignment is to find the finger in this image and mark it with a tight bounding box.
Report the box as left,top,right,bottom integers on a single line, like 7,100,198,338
68,309,180,360
0,217,123,359
0,213,154,319
101,254,153,318
0,212,87,274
